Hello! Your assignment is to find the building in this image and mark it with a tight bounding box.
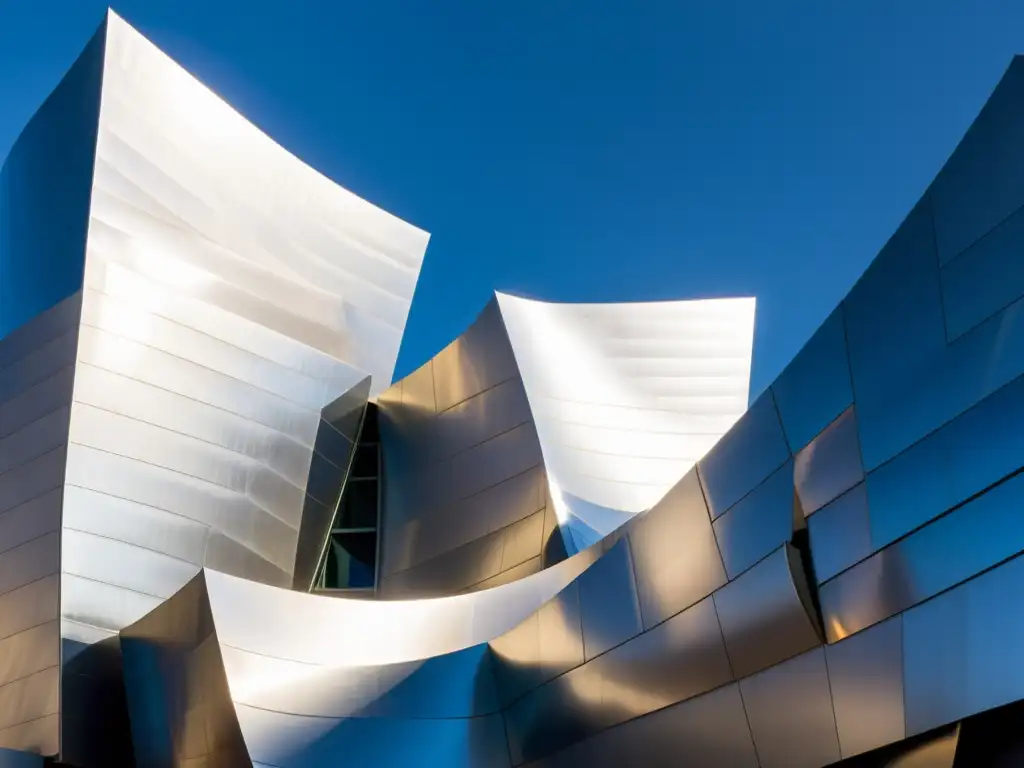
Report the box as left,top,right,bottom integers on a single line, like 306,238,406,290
0,8,1023,768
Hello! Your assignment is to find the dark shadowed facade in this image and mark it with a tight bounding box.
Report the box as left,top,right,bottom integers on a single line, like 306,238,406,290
1,8,1024,768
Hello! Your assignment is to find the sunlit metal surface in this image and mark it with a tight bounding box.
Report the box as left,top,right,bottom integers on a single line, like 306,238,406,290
4,7,1024,768
496,291,755,549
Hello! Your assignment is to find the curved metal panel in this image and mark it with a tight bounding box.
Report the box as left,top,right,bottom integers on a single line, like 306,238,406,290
627,468,726,630
496,291,755,542
713,544,821,678
739,647,841,768
825,614,905,760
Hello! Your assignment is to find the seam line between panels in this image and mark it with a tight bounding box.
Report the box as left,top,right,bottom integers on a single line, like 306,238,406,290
78,319,322,417
92,176,415,312
0,527,60,560
70,358,316,448
70,400,308,490
940,196,1024,273
62,525,204,568
820,646,846,759
63,482,217,544
818,464,1024,591
0,329,78,380
0,319,78,375
0,619,60,652
0,711,56,735
824,547,1024,647
445,419,534,464
0,575,59,643
859,351,1024,476
549,440,714,462
623,534,646,631
64,442,302,535
712,593,762,767
83,276,344,396
0,364,75,428
0,444,66,490
0,663,60,698
432,375,517,419
705,454,789,523
231,699,502,723
61,569,170,602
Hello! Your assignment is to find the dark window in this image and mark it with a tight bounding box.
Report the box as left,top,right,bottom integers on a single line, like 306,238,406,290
323,532,377,589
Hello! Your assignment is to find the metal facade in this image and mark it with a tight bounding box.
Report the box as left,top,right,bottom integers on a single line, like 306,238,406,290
2,8,1024,768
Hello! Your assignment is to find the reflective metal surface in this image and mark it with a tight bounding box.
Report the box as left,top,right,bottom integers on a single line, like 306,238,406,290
4,9,1024,768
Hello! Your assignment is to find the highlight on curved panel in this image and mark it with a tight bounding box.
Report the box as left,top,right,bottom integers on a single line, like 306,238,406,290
0,8,1023,768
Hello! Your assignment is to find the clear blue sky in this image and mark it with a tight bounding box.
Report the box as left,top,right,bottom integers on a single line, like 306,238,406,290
2,1,1023,398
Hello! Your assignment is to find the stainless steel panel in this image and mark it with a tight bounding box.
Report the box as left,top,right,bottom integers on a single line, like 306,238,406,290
62,529,198,600
771,307,853,453
312,418,355,471
60,575,163,632
698,389,791,518
0,448,65,516
490,581,584,707
713,544,821,678
0,668,58,731
380,528,505,597
0,366,74,439
205,533,291,588
73,361,314,486
0,576,58,643
64,444,290,571
69,402,258,497
235,704,510,768
432,299,518,413
0,534,59,598
807,482,872,583
822,469,1024,642
221,641,499,719
842,197,947,469
77,324,319,446
0,623,59,690
825,614,904,759
507,595,734,765
794,406,864,517
292,494,335,590
450,422,543,500
435,377,532,459
903,552,1024,736
62,485,209,565
628,468,726,629
470,557,543,591
501,510,545,571
81,288,330,410
0,331,79,405
0,714,57,758
929,57,1024,263
0,490,61,563
713,459,795,579
520,682,757,768
321,376,370,442
868,372,1024,549
942,204,1024,340
400,359,436,414
577,537,642,660
0,295,82,371
0,408,69,476
740,647,840,768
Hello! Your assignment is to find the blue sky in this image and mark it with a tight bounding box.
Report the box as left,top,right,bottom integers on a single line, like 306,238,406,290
2,1,1023,397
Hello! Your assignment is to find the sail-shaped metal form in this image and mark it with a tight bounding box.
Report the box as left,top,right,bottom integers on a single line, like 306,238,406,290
4,7,1024,768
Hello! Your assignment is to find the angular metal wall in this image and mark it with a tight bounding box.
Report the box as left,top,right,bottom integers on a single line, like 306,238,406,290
377,299,561,597
0,9,431,764
115,51,1024,768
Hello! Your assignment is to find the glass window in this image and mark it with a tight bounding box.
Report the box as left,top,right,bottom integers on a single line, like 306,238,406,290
360,403,379,443
337,480,378,530
323,532,377,589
